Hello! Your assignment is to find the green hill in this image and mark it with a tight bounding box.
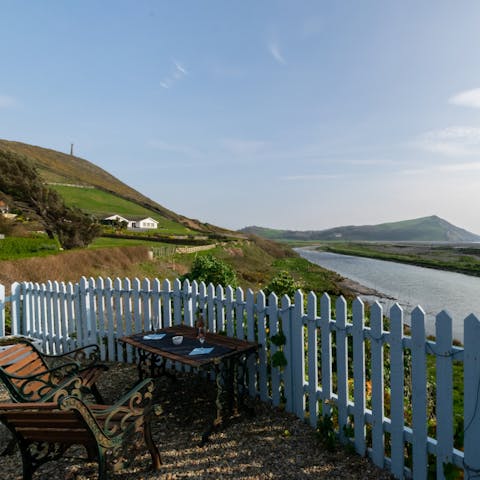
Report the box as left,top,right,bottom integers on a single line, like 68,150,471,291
0,139,230,235
241,216,480,242
51,185,193,235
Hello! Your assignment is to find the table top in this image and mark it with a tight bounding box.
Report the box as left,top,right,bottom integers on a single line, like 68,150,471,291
119,325,258,368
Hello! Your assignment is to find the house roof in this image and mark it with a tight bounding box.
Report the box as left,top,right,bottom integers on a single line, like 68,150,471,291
129,216,158,223
104,214,129,222
103,214,158,223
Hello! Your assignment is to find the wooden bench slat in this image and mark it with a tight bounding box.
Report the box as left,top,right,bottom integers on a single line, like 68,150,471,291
0,343,29,362
5,358,45,376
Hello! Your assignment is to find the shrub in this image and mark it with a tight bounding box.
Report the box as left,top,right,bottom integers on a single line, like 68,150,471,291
183,254,237,287
264,270,300,297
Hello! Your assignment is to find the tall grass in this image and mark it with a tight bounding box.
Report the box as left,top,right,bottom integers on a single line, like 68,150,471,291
0,237,59,260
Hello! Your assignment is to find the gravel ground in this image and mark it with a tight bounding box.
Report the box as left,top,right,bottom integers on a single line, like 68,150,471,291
0,362,394,480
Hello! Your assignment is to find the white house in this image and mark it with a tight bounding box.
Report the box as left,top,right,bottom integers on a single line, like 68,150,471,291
130,217,159,229
103,214,159,230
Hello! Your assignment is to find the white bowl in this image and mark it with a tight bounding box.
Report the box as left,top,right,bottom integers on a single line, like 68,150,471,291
172,335,183,345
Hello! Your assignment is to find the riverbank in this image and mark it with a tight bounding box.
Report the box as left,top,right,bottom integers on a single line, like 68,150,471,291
313,241,480,277
338,277,394,299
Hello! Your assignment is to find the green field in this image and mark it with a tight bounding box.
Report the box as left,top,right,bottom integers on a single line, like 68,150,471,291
51,185,193,235
0,237,59,260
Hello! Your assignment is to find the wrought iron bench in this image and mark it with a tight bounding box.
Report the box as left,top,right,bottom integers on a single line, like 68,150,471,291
0,339,108,403
0,377,162,480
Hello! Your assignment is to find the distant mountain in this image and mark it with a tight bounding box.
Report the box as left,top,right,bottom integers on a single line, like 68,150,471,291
240,216,480,242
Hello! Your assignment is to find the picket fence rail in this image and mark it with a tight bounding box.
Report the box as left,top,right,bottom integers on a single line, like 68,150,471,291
0,276,479,480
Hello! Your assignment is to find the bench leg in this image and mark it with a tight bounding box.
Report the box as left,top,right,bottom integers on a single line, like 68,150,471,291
144,419,162,470
17,439,66,480
89,383,105,404
97,448,108,480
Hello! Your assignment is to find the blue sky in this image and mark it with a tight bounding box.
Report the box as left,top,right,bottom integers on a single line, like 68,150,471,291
2,1,480,233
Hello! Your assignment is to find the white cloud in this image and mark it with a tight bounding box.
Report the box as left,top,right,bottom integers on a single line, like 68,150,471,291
267,41,286,65
0,95,16,108
174,61,187,76
400,161,480,176
439,162,480,172
416,126,480,156
160,60,188,89
449,88,480,108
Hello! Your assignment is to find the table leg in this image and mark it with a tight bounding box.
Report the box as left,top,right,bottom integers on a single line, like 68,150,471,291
200,356,251,446
136,350,175,382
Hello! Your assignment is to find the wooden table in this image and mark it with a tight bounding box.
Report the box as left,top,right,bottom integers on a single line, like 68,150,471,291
119,325,258,444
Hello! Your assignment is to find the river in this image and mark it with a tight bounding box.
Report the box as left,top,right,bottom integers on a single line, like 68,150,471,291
296,248,480,341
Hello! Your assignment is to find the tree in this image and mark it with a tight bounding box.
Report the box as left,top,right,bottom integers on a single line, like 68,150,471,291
184,254,237,287
0,150,101,249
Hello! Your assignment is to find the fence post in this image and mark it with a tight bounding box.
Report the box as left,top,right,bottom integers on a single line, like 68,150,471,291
0,283,4,337
307,291,318,429
435,311,453,480
246,289,256,396
281,294,293,412
335,296,349,443
370,301,385,469
268,292,281,407
464,314,480,477
291,290,305,419
257,291,268,402
411,306,427,480
352,297,366,456
390,303,405,478
10,282,21,335
320,293,332,418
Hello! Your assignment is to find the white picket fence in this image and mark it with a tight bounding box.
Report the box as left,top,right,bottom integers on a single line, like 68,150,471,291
0,276,479,480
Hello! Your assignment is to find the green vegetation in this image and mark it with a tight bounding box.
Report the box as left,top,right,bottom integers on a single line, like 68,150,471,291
264,271,300,297
52,185,193,235
182,254,238,288
0,237,59,260
0,151,101,249
169,237,349,298
318,241,480,277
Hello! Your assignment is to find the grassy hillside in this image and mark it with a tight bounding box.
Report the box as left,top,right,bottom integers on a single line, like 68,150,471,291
0,139,231,234
0,237,355,300
52,185,193,234
241,215,480,242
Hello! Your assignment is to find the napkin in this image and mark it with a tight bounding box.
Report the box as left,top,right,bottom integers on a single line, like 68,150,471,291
189,347,214,356
143,333,166,340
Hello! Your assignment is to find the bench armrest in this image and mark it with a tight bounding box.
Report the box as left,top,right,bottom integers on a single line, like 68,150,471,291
42,344,102,369
0,362,82,402
59,378,156,448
